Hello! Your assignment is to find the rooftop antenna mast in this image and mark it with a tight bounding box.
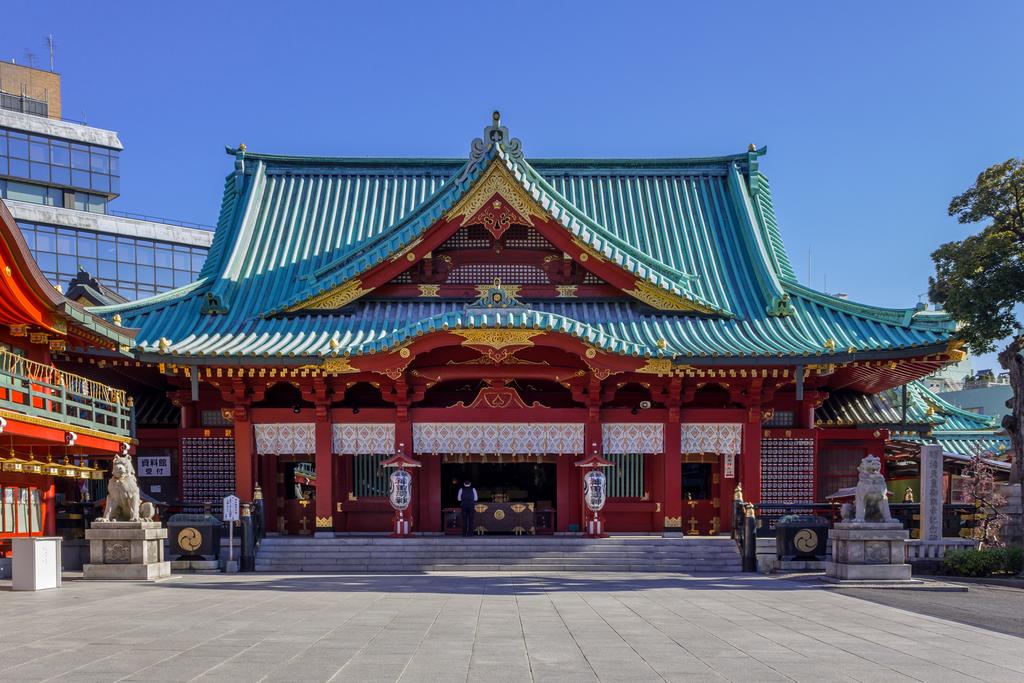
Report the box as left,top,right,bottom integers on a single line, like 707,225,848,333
45,34,55,71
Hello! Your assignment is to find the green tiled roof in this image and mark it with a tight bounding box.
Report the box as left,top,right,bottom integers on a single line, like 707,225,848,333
818,380,1009,459
92,117,956,364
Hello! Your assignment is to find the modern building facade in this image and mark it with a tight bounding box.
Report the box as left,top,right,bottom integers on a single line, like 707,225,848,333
0,61,211,301
85,114,968,537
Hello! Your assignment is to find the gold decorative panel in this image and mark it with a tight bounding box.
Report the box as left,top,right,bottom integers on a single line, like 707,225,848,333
446,160,548,227
452,329,542,350
628,280,715,313
288,280,373,312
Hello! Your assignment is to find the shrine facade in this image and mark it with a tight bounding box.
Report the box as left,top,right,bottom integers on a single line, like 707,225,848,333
88,113,962,536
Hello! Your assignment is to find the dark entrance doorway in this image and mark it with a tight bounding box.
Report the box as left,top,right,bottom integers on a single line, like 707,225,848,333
441,461,557,535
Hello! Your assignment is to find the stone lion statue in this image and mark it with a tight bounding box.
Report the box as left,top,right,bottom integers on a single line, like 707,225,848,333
841,454,893,523
96,454,155,523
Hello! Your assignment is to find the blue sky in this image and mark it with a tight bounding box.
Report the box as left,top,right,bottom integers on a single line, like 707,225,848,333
3,2,1021,368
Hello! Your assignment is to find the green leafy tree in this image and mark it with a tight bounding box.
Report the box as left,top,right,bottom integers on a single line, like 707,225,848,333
929,158,1024,487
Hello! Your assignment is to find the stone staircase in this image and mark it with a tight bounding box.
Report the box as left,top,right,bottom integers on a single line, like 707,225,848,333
255,536,742,573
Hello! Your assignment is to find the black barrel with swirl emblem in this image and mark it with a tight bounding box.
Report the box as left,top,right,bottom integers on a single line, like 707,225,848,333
775,514,830,561
168,512,223,560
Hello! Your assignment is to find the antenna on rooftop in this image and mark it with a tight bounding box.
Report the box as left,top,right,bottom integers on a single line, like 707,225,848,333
23,48,36,68
45,35,55,71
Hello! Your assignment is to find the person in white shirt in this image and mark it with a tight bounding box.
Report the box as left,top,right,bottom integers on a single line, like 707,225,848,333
457,480,478,536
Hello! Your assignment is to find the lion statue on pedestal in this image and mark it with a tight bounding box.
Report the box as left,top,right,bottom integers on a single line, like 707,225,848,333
96,454,155,523
841,454,893,523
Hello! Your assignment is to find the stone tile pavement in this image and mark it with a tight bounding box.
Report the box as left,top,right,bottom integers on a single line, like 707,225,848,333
0,572,1021,682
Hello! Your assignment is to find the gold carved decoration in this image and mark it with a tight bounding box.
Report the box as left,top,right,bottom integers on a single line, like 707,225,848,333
635,359,689,377
418,284,441,297
446,159,547,227
584,347,597,359
628,280,715,313
320,357,359,375
315,515,333,529
946,339,968,363
452,329,542,350
663,516,683,529
288,279,373,312
555,285,578,298
475,280,521,302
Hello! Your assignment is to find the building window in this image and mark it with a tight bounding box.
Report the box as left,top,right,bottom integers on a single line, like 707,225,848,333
16,220,208,299
0,129,120,197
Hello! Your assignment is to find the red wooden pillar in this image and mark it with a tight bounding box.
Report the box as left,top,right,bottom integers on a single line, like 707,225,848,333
419,455,440,532
261,452,277,533
314,409,334,537
740,408,762,504
43,481,56,536
663,411,682,535
336,453,351,531
233,407,254,500
556,456,576,532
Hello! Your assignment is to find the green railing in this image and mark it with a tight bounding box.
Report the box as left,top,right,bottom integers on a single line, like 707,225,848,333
606,453,645,498
352,454,388,498
0,349,131,437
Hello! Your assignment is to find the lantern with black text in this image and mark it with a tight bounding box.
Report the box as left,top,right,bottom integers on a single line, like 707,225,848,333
382,451,421,537
575,453,613,538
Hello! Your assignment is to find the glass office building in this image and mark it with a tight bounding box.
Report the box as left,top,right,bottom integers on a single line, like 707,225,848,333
0,62,212,301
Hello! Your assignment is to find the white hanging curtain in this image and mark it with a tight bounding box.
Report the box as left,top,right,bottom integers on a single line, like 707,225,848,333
601,423,664,454
254,423,315,455
412,423,584,454
332,423,395,455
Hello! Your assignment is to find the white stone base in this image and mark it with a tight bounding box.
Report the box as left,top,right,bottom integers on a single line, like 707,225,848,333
826,522,911,583
84,521,171,582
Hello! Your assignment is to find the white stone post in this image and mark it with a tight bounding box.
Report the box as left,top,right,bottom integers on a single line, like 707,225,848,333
919,445,944,542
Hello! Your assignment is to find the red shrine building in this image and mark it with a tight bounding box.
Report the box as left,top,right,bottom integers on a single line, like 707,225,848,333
0,201,133,550
85,113,963,536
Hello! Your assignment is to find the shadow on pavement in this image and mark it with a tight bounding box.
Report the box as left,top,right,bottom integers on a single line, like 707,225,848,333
149,572,814,595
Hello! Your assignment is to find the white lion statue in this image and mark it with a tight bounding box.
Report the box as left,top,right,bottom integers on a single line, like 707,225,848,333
96,454,155,523
842,454,893,523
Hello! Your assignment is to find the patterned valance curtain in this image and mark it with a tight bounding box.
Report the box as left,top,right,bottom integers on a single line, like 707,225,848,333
332,424,395,455
413,423,584,455
681,423,742,455
601,423,664,454
254,423,315,455
682,423,743,477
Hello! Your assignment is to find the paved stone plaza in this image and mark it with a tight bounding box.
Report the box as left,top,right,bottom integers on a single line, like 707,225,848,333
1,573,1022,682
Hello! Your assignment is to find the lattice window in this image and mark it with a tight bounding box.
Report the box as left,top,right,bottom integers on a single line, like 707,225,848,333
503,226,555,249
352,454,388,498
583,272,604,284
606,453,645,498
181,437,235,502
200,410,232,427
391,271,413,283
764,410,795,428
447,263,549,285
441,226,492,249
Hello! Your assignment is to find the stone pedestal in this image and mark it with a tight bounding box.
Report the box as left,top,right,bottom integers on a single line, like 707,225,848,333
825,522,911,582
84,521,171,581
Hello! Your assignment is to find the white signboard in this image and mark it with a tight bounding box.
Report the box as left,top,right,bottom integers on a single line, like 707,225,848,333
137,456,170,478
222,494,240,522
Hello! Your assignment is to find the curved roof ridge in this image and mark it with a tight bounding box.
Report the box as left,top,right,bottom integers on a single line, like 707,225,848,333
784,282,956,332
89,277,211,316
907,380,1000,429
